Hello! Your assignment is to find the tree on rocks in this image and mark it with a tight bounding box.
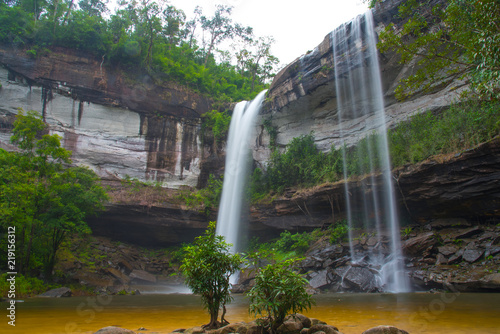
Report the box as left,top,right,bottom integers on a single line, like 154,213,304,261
181,222,242,329
247,259,315,333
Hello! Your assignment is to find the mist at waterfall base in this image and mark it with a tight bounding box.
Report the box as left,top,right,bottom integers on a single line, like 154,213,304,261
331,11,409,292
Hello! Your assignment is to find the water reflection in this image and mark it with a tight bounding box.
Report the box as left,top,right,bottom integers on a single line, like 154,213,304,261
6,293,500,334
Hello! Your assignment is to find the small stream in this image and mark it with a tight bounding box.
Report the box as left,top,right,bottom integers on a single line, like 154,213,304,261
5,293,500,334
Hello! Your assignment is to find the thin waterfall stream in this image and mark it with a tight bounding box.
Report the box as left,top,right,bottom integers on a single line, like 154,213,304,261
216,10,409,293
331,10,409,292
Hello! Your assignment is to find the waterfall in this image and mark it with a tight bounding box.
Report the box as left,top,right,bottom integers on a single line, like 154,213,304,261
216,90,267,255
331,11,410,292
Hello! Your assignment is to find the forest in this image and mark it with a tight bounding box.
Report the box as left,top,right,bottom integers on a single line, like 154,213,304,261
0,0,279,102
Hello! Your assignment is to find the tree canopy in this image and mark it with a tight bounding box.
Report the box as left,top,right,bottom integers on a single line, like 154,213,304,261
0,0,280,102
377,0,500,100
0,110,108,276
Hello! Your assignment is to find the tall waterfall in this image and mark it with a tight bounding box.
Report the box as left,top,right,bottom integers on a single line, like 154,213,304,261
331,11,410,292
216,90,267,254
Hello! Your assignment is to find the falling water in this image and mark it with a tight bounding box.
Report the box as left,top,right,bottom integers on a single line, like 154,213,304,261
216,90,267,255
331,11,410,292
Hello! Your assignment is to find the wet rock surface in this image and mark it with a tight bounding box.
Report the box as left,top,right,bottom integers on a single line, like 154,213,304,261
94,327,137,334
250,137,500,232
168,313,411,334
236,220,500,294
37,287,72,298
403,222,500,292
54,236,184,295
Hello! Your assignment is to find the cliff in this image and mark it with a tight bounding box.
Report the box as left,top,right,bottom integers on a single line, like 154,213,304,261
1,0,498,250
253,0,465,166
250,136,500,229
0,46,223,189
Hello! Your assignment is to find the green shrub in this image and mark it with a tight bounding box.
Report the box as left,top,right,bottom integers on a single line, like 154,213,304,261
202,110,232,145
247,259,315,333
274,230,313,254
329,221,349,244
181,174,223,214
249,100,500,201
181,222,242,329
0,273,52,298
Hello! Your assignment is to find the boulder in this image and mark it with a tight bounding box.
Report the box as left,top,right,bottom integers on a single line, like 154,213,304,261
437,245,458,256
129,269,156,283
462,249,484,263
448,249,464,264
106,267,131,285
309,319,327,326
277,318,304,334
450,226,483,240
38,287,72,298
183,326,205,334
245,321,266,334
214,322,250,334
342,267,377,292
94,326,136,334
435,253,448,265
362,325,409,334
306,324,340,334
309,270,330,289
479,273,500,290
285,314,312,329
402,232,436,256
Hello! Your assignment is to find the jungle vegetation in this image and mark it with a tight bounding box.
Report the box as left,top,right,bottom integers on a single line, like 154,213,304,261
0,110,108,278
0,0,279,102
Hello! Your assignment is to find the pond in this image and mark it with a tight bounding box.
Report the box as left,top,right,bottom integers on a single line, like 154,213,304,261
5,292,500,333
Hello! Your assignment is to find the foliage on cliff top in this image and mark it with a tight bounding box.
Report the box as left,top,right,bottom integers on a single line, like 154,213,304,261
0,1,279,102
378,0,500,101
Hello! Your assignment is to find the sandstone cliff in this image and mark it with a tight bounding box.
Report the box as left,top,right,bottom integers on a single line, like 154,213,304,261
0,46,220,189
1,0,498,249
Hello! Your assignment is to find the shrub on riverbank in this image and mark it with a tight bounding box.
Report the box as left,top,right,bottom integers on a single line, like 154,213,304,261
0,273,52,298
248,259,315,333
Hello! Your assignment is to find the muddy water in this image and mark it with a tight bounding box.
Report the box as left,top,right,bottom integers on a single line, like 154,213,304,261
4,293,500,334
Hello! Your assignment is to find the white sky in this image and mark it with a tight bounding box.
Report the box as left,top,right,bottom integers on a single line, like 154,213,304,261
167,0,369,67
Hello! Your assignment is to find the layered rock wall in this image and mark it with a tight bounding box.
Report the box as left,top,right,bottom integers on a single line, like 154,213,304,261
0,47,217,188
253,0,464,167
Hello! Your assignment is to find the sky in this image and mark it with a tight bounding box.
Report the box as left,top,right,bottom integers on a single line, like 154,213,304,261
167,0,369,67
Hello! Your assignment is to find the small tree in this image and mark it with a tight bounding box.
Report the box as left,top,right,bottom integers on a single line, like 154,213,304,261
377,0,500,101
181,222,242,329
247,259,315,333
1,109,108,276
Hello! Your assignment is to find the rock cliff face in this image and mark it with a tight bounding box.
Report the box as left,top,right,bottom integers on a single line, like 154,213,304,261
1,0,498,254
253,0,464,165
250,137,500,228
0,46,218,188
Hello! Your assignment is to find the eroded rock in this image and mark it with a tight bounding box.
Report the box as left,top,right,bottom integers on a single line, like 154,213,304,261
94,326,136,334
129,269,157,283
362,325,409,334
38,287,72,298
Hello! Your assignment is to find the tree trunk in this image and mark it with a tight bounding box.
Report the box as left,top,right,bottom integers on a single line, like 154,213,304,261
24,223,36,274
